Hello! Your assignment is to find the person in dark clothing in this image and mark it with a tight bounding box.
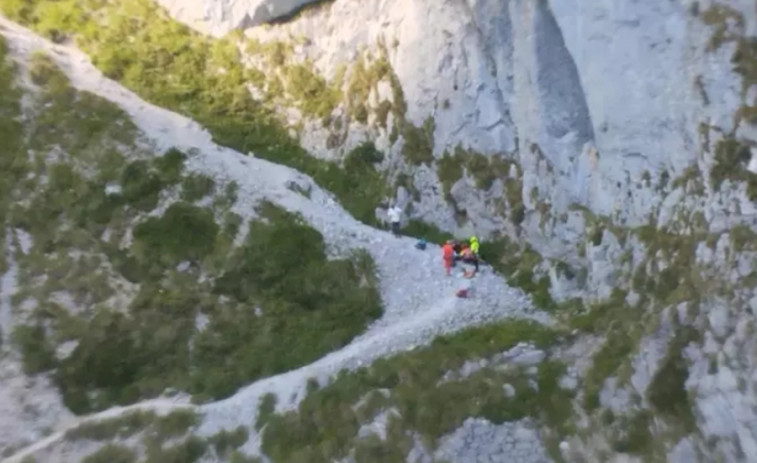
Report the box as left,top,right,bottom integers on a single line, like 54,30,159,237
460,245,479,274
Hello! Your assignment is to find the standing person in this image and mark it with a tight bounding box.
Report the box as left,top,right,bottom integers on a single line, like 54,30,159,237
387,204,402,236
442,240,454,276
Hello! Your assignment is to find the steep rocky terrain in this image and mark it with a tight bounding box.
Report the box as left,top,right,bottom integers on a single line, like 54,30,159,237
2,0,757,462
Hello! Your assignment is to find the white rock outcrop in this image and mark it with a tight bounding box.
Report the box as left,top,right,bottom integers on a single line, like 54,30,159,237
154,0,326,36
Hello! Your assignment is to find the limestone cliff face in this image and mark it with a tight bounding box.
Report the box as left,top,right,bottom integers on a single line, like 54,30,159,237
156,1,757,461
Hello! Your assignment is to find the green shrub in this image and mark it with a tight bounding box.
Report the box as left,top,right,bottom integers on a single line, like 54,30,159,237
400,220,454,244
210,426,249,457
193,203,382,399
0,0,393,228
120,160,164,211
144,436,207,463
82,444,136,463
181,173,216,202
647,329,697,432
0,36,24,272
314,142,389,226
65,411,157,441
29,51,69,88
0,45,386,417
583,330,635,410
437,153,464,199
154,148,187,184
612,412,653,455
401,117,435,165
229,451,263,463
154,409,199,440
283,63,340,119
256,393,277,430
12,324,56,374
56,283,202,413
345,141,384,168
261,319,562,461
709,138,757,200
132,202,219,268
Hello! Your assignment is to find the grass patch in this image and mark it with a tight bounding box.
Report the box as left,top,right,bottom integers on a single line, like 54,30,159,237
647,328,697,433
82,444,136,463
255,393,277,431
400,220,454,244
0,36,24,272
283,62,341,120
66,411,158,441
709,138,757,200
153,409,199,440
401,117,435,165
0,0,395,229
261,319,566,461
482,238,556,311
583,329,636,410
701,5,745,51
314,141,390,226
4,59,384,413
143,435,208,463
180,173,216,202
194,203,382,400
210,426,249,457
132,202,219,269
12,324,56,374
437,152,464,199
611,411,653,456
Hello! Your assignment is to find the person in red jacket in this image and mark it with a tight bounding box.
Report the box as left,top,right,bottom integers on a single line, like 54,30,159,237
442,240,454,276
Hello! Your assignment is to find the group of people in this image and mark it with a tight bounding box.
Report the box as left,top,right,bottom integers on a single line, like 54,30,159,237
385,204,482,278
442,236,480,277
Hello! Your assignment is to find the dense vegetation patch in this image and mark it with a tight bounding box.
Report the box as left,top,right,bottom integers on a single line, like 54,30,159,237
260,319,570,462
82,444,136,463
193,202,382,400
0,0,396,227
132,202,219,269
647,327,697,433
66,409,198,442
709,138,757,200
0,50,382,414
401,117,435,165
66,410,260,463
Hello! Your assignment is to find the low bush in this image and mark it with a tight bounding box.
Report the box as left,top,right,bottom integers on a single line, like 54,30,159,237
647,328,697,432
262,319,563,462
193,203,382,399
131,202,219,268
210,426,249,457
180,173,216,202
82,444,136,463
65,411,157,441
144,436,207,463
401,117,435,165
255,393,277,430
0,0,393,228
12,324,56,374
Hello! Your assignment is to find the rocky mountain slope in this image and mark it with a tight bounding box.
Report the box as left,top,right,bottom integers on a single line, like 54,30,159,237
0,13,552,463
2,0,757,462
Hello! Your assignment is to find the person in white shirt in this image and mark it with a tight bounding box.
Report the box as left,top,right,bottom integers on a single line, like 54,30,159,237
387,204,402,236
